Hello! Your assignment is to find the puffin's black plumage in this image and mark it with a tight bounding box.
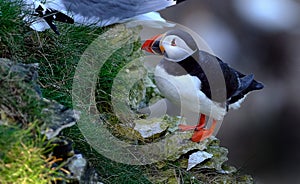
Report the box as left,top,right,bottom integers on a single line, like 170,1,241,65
159,50,263,109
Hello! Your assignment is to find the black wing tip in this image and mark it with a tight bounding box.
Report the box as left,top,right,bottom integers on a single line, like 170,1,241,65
44,18,60,35
176,0,186,4
34,4,74,35
240,73,264,91
253,81,264,90
46,9,74,35
53,11,74,24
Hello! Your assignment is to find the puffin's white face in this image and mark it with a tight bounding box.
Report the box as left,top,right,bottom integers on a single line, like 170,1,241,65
161,35,196,62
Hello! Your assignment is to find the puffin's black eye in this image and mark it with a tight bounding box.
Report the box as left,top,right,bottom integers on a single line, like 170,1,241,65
171,38,176,46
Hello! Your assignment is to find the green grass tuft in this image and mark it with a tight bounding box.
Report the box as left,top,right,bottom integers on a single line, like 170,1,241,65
0,123,64,184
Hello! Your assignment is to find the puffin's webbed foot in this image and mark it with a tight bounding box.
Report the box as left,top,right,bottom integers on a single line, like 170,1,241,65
179,114,206,131
190,119,217,142
178,114,216,142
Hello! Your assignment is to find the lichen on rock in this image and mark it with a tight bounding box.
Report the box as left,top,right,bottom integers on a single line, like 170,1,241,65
133,117,169,140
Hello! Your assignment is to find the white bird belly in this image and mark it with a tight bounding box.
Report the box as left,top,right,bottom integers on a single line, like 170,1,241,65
155,65,226,120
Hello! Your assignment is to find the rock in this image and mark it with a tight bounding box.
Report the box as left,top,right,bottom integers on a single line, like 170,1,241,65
187,150,213,171
41,98,80,139
133,117,169,139
67,154,87,181
0,58,41,96
198,141,229,171
148,169,178,183
0,58,43,125
81,168,104,184
0,58,80,139
164,133,214,162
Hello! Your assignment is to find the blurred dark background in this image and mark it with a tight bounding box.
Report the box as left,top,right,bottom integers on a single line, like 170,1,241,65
161,0,300,183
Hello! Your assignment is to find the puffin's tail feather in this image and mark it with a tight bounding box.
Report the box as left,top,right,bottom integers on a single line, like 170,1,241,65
227,78,263,107
229,73,264,105
250,80,264,91
235,71,264,92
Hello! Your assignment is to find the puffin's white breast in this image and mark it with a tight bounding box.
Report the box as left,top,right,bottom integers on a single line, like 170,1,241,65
154,65,226,120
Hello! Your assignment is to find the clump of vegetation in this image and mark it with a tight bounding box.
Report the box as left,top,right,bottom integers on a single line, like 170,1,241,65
0,123,64,184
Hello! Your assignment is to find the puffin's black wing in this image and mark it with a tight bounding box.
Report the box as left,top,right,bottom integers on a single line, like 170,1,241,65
172,50,263,103
159,51,236,102
179,50,240,102
159,50,263,104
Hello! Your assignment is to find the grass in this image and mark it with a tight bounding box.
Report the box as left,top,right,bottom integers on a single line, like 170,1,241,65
0,122,64,184
96,40,142,113
0,0,105,107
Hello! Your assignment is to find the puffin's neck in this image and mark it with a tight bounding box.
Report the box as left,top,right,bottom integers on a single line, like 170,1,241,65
161,50,199,73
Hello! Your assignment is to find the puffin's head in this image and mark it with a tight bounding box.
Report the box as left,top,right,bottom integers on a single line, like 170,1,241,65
141,29,198,62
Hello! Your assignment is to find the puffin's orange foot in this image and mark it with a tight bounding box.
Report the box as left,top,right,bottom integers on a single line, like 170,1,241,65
178,124,196,131
190,128,214,142
178,114,206,131
190,119,217,142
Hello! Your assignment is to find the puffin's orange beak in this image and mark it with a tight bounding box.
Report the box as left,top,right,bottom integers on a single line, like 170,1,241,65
141,34,165,55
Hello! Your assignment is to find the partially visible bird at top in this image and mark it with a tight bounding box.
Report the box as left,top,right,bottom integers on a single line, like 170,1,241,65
22,0,186,35
141,29,264,142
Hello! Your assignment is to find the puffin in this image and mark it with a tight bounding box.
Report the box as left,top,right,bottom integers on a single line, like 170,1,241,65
23,0,186,35
141,29,264,142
